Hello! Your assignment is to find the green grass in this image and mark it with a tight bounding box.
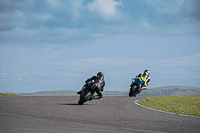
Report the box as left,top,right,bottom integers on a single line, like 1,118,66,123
0,93,18,96
138,95,200,117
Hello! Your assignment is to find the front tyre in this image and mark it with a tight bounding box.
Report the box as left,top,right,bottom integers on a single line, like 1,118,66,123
129,87,133,97
78,90,92,105
129,85,137,97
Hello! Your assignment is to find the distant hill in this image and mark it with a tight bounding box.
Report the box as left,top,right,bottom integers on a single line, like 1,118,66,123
138,86,200,96
21,90,77,96
20,86,200,96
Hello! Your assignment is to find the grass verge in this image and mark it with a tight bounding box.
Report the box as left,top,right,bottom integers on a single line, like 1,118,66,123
138,95,200,117
0,93,18,96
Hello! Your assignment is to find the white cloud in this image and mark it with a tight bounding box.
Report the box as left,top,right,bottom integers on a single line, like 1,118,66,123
87,0,121,21
0,26,97,50
72,0,84,21
139,18,155,31
79,58,147,66
35,14,53,20
0,0,200,49
156,53,200,66
45,0,63,8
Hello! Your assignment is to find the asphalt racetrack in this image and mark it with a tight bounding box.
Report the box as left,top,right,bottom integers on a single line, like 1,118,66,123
1,96,200,133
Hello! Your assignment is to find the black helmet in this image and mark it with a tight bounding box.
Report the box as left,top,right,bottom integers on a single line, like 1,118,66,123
97,72,104,80
97,72,104,77
144,70,150,75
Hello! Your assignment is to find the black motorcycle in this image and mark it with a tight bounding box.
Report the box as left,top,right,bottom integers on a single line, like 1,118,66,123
78,81,99,105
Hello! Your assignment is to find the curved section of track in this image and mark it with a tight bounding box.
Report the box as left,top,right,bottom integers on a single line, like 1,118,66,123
1,96,199,133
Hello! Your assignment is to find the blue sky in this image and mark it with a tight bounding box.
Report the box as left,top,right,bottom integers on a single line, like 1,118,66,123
0,0,200,50
0,0,200,92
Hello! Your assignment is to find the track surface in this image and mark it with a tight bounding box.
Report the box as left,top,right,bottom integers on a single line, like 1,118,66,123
1,96,200,133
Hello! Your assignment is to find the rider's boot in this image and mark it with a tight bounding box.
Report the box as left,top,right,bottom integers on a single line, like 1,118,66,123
89,95,103,100
98,95,103,100
94,95,103,99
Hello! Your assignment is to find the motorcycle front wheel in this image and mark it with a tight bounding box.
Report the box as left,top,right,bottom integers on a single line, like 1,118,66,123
129,85,137,97
78,90,92,105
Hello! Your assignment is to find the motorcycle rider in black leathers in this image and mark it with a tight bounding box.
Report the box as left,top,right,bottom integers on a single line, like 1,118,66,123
77,72,105,100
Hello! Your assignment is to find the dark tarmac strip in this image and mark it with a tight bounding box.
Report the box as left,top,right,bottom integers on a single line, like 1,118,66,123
0,96,199,133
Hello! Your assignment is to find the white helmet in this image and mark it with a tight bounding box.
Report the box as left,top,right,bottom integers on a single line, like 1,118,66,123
144,70,150,75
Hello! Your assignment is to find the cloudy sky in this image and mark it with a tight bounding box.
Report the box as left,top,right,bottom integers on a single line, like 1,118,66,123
0,0,200,50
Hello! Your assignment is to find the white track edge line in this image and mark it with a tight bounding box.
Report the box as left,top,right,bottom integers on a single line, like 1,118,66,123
134,100,200,119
